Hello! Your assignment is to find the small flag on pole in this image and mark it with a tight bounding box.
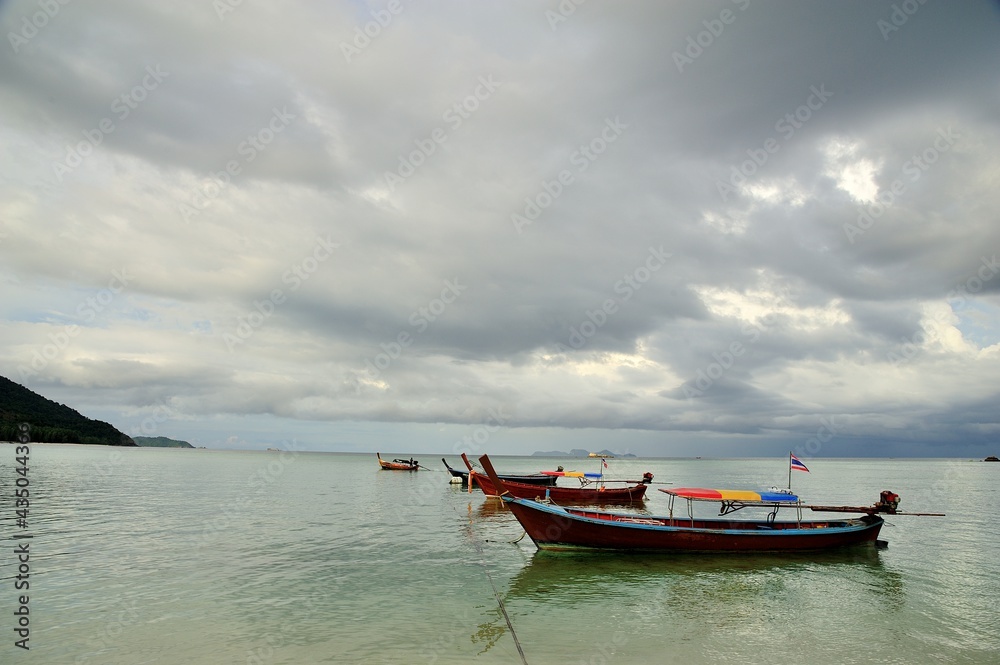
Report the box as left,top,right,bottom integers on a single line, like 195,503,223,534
602,458,608,469
790,453,810,473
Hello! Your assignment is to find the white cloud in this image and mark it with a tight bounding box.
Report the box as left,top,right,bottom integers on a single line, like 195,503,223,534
823,137,881,203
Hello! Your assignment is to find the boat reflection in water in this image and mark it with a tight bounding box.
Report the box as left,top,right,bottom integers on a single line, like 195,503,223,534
505,546,896,603
470,546,905,659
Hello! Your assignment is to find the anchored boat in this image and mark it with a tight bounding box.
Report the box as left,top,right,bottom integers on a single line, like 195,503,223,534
442,457,557,486
477,454,942,552
377,452,419,471
465,453,651,505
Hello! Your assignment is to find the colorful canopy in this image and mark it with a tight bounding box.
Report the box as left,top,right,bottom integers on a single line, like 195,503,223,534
541,471,603,478
663,487,799,503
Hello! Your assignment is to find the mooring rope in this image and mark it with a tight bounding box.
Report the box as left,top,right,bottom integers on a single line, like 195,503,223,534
461,504,529,665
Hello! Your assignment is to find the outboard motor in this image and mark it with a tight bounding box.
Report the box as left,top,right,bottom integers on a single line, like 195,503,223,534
641,472,654,485
876,490,900,514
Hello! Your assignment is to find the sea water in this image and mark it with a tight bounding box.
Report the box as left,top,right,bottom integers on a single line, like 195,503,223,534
0,445,996,664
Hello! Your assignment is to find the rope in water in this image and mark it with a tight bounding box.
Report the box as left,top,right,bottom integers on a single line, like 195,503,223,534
462,504,529,665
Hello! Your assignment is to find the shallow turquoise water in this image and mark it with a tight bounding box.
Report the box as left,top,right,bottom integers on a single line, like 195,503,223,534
0,446,997,664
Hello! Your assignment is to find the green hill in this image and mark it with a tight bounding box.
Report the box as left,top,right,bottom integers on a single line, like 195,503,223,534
134,436,194,448
0,375,135,445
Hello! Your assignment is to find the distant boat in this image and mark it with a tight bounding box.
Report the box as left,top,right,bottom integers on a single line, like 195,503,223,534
442,458,557,486
463,453,650,504
377,452,419,471
985,456,999,462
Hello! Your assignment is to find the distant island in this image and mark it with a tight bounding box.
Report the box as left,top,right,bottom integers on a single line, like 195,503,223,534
134,436,195,449
0,375,134,445
532,448,637,458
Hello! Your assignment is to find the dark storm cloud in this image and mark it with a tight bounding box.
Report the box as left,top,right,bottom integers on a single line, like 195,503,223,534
1,1,998,455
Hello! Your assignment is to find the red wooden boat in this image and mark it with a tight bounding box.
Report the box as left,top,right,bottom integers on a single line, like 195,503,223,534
477,454,941,552
462,453,650,504
377,452,419,471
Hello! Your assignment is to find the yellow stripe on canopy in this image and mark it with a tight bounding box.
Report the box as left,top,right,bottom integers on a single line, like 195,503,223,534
716,490,764,501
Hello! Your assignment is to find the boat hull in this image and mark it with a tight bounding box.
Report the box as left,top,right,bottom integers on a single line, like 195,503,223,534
504,498,884,552
379,460,418,471
442,458,557,486
471,473,647,504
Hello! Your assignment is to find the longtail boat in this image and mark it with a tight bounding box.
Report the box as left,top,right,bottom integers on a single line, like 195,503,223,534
478,454,943,552
377,452,419,471
464,453,651,504
442,458,557,486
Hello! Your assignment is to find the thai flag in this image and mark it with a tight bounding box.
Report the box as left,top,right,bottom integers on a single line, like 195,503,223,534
790,453,810,473
602,458,608,469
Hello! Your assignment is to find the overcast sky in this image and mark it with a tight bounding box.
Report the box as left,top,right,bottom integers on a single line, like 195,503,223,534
2,1,999,458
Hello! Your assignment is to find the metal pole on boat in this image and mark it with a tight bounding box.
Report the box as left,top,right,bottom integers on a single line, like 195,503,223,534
787,451,792,491
586,453,602,487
